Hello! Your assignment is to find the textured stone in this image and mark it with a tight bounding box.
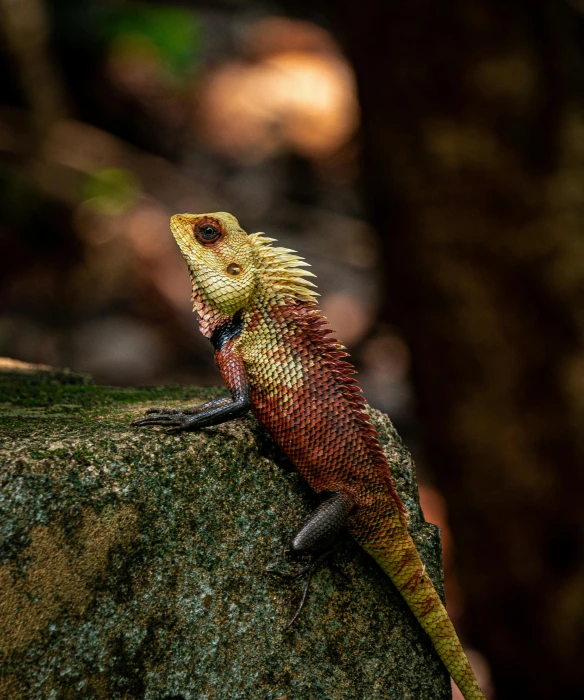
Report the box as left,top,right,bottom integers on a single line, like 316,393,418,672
0,365,450,699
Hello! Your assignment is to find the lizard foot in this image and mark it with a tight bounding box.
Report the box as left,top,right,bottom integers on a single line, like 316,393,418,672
266,548,335,632
132,412,197,434
282,550,333,632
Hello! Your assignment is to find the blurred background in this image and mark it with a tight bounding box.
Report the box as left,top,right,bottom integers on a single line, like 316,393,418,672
2,0,584,698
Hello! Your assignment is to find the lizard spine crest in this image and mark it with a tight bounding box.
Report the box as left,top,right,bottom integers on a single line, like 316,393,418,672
248,232,319,302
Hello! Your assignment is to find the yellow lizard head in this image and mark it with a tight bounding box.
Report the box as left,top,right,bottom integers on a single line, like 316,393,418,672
171,212,258,318
170,212,318,333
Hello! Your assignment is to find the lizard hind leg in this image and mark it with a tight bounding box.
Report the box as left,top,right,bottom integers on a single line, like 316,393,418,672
268,491,354,631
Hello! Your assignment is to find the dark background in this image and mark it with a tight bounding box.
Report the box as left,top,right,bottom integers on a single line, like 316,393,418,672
2,1,584,697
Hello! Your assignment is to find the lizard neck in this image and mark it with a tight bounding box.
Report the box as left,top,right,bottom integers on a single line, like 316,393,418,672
191,284,232,339
241,285,307,339
192,269,301,340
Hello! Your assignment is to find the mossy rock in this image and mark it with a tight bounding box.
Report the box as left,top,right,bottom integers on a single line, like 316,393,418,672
0,362,451,699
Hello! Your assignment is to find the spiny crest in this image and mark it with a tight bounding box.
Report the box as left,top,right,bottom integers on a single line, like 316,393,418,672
248,232,319,302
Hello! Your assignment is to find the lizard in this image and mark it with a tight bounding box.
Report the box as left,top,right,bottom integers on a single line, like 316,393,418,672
132,211,486,700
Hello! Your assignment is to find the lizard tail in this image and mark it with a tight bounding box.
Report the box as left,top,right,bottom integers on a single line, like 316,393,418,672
363,529,486,700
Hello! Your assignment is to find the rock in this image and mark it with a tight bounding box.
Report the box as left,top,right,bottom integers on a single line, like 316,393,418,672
0,364,451,699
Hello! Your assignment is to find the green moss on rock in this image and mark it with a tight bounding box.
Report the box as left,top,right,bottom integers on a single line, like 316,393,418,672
0,365,451,699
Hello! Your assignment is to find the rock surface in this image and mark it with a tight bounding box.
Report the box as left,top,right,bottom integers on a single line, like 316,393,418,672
0,363,451,699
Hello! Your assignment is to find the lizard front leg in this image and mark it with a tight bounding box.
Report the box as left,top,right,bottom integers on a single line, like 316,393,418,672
132,343,250,434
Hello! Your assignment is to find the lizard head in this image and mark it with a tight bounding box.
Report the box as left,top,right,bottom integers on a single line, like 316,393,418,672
171,212,258,321
170,211,317,336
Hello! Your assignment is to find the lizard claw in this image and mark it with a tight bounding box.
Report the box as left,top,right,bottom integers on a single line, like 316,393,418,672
133,414,175,426
164,425,187,435
132,413,194,432
145,407,179,415
282,565,315,632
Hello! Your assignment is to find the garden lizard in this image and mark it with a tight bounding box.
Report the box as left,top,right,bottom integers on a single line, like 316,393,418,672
133,212,485,699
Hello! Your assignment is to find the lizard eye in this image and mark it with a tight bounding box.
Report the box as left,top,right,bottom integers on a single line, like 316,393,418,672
195,223,221,244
